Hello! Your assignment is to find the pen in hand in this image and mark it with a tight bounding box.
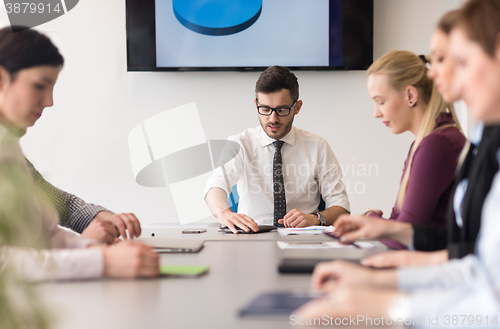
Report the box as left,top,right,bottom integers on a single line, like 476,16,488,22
323,231,361,249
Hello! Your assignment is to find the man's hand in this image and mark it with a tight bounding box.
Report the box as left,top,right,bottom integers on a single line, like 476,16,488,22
81,215,119,244
334,214,412,246
278,209,319,228
218,208,259,234
102,241,159,278
361,250,448,268
82,211,142,243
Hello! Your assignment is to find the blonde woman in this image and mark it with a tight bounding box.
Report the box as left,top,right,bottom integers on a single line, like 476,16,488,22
333,10,468,269
336,50,466,250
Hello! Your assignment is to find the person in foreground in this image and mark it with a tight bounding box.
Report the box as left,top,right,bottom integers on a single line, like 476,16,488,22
0,26,159,281
0,28,144,245
333,48,465,250
204,66,350,233
297,0,500,325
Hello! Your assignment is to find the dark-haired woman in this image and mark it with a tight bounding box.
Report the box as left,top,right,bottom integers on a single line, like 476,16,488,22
0,26,144,245
0,26,159,281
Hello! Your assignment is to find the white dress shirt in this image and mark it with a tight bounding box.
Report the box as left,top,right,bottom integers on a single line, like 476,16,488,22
0,125,104,282
392,148,500,327
204,126,350,225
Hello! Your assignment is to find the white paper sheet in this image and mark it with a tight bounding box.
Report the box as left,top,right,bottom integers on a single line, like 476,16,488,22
277,226,335,236
277,241,375,250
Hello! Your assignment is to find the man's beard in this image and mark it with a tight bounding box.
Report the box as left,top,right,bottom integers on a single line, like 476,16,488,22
260,116,294,140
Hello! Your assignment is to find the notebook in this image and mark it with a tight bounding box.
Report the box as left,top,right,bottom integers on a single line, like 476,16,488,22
160,265,209,277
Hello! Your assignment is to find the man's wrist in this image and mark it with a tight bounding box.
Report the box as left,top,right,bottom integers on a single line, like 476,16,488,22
314,214,321,225
217,207,233,220
309,213,324,226
95,211,113,220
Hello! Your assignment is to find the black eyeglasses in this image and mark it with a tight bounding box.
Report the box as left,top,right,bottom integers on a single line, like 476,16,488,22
256,100,297,117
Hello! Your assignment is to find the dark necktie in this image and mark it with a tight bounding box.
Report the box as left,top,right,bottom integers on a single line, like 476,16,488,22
273,140,286,227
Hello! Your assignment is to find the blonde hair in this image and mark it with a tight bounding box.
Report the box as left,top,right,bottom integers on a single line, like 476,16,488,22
368,50,462,209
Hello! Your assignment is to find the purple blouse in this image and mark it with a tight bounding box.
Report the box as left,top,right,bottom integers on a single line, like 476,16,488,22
371,113,467,249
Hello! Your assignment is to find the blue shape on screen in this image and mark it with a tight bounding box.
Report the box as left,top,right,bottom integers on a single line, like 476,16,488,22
229,184,239,213
173,0,262,36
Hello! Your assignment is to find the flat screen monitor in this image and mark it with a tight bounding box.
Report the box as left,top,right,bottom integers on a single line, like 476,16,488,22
126,0,373,71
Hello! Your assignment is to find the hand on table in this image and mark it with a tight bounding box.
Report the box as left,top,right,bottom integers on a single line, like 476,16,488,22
334,214,406,244
82,211,142,244
362,250,448,268
295,286,397,321
102,241,159,278
278,209,319,228
81,215,119,244
218,208,259,234
311,260,376,291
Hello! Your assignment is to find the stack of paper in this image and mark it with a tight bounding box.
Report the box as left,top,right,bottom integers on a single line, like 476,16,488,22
277,225,335,236
277,241,375,250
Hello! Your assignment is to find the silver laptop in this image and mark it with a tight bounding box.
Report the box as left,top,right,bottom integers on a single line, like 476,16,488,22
138,238,205,253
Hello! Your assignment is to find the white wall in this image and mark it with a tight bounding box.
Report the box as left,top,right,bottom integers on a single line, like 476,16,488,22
0,0,466,227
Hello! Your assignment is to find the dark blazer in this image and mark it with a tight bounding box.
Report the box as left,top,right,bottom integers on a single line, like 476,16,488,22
412,124,500,257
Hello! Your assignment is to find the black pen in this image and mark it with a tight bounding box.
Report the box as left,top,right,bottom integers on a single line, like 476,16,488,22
323,231,361,249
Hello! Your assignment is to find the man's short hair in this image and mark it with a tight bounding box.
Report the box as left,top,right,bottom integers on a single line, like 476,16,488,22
255,66,299,102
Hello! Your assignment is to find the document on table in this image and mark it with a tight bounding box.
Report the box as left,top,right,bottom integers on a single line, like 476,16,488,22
277,241,375,250
277,226,335,236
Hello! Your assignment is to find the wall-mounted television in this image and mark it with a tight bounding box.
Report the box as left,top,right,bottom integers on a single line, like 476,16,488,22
126,0,373,71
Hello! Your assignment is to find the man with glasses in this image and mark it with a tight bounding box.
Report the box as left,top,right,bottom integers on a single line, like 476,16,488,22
204,66,350,233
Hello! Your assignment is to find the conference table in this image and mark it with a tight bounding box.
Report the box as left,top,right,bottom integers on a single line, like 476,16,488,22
36,223,389,329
